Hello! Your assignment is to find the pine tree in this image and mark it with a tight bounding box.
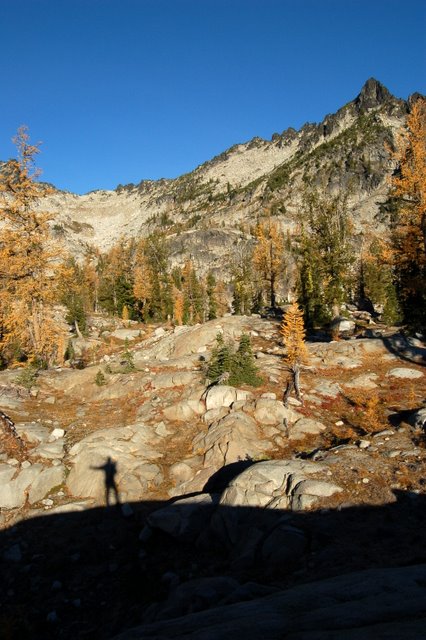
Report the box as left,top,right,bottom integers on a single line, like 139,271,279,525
0,126,64,366
229,334,262,386
206,272,217,320
280,302,308,404
297,192,354,325
206,333,232,382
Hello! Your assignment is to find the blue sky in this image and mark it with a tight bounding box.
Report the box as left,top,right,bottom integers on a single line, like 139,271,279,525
1,0,425,194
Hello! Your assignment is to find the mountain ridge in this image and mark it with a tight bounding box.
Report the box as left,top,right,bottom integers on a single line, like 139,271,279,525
32,79,421,276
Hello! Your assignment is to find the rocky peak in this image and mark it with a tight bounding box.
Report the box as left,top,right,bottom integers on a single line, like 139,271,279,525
354,77,392,112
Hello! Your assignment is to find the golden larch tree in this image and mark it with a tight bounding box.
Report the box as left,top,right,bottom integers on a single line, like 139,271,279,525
390,97,426,324
280,302,308,405
252,217,284,308
0,127,63,365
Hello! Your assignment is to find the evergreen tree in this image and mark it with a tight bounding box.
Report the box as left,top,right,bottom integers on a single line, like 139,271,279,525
229,334,262,386
206,272,217,320
297,192,355,325
206,333,232,382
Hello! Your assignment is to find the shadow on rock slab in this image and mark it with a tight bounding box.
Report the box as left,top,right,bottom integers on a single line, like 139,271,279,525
1,490,426,639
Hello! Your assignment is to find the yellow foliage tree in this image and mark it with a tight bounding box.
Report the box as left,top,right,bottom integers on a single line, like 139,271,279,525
0,127,63,365
173,287,184,325
280,302,308,405
252,217,284,308
391,97,426,324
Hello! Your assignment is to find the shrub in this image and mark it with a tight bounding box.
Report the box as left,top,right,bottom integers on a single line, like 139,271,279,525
16,365,38,390
94,370,107,386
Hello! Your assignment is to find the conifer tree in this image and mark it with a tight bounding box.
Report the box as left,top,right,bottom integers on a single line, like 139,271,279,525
297,192,354,325
229,333,262,386
280,302,308,405
206,333,232,382
252,217,285,308
0,127,64,365
173,287,184,325
206,272,217,320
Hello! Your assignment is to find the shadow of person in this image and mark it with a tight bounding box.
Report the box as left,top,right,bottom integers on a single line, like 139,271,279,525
91,456,120,507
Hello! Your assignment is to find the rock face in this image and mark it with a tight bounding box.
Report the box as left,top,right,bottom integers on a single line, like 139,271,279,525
112,564,426,639
66,423,164,502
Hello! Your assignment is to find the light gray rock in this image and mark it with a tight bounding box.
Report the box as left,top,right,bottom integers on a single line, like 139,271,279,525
15,422,50,444
219,459,341,511
292,479,343,510
193,411,272,469
253,398,300,426
313,380,341,398
387,367,423,379
152,371,199,390
48,428,65,442
0,464,43,509
28,466,65,504
110,328,142,341
66,423,163,503
31,439,65,460
288,418,327,440
411,407,426,430
204,385,252,411
169,462,194,486
162,399,204,422
343,373,379,389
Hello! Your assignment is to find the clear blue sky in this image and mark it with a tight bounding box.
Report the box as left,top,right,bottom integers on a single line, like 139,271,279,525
1,0,425,194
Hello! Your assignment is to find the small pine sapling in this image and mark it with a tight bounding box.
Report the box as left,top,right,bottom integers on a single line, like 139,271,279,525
94,369,107,386
229,334,262,386
206,333,232,382
280,302,309,405
122,338,136,373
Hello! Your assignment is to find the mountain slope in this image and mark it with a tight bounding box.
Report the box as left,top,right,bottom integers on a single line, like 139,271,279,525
42,79,415,272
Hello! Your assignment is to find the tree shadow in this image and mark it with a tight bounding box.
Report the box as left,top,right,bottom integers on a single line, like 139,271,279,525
1,490,426,639
381,332,426,367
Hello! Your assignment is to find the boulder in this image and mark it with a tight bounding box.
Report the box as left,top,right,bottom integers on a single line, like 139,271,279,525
192,411,272,469
253,398,300,425
288,417,327,440
66,424,163,503
386,367,423,379
204,385,252,411
343,373,379,389
110,329,142,341
219,459,341,511
0,464,43,509
28,465,65,504
144,493,214,540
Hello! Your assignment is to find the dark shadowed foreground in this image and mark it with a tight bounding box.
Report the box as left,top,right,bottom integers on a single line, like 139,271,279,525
1,490,426,639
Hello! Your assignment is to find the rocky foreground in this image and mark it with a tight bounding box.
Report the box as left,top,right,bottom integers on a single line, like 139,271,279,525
1,315,426,638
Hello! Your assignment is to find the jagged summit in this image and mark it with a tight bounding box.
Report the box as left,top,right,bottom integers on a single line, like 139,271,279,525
355,77,393,111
